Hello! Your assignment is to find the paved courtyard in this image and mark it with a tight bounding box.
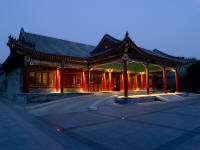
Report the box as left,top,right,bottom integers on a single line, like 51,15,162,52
1,93,200,150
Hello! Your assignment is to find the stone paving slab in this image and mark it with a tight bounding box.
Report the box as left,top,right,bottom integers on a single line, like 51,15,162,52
95,104,157,118
161,106,200,117
0,98,93,150
68,119,185,150
39,96,200,150
2,94,200,150
0,102,46,150
186,103,200,109
168,134,200,150
132,111,200,131
30,93,112,116
96,101,185,119
34,96,200,150
41,111,116,129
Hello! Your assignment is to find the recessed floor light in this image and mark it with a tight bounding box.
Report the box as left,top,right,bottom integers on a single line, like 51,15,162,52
56,128,63,132
121,117,126,120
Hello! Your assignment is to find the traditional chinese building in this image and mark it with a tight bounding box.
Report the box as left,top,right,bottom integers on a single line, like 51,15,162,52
0,28,196,97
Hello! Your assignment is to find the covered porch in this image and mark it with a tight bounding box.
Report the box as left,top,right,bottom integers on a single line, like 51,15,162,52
23,49,180,97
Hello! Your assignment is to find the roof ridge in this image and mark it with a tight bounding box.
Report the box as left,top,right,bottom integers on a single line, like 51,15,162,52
90,33,121,55
153,49,184,59
104,34,121,43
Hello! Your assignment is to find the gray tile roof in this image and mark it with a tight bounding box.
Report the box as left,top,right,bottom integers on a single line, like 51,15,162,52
139,47,195,63
22,31,95,58
10,28,195,64
90,34,121,56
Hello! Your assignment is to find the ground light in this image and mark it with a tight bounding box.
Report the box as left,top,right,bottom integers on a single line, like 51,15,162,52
120,117,126,120
56,128,64,132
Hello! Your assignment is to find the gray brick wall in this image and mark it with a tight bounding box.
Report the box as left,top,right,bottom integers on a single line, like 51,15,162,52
29,88,82,93
64,88,82,93
6,66,23,93
0,72,6,92
30,88,57,93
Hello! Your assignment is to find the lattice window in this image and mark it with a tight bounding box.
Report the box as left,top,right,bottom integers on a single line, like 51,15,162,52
29,71,55,87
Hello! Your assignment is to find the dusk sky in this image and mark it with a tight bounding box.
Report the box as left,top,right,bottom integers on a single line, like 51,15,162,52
1,0,200,63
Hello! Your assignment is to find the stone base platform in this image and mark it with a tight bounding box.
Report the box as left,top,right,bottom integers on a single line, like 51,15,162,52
0,92,93,104
115,95,157,104
114,93,189,104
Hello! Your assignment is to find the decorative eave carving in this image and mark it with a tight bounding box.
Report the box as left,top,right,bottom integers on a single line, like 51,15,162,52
122,53,129,61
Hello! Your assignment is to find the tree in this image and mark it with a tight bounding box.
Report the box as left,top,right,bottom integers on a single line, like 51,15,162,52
180,61,200,93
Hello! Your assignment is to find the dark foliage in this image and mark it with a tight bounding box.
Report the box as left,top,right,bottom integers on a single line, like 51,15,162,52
179,62,200,93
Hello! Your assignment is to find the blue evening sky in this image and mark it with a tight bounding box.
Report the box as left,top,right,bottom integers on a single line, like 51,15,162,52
0,0,200,63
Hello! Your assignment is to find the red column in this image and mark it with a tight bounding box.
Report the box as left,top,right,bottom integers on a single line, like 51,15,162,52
23,62,30,93
81,71,83,89
141,74,144,90
56,69,58,92
101,72,104,91
175,69,179,93
103,72,106,91
82,71,85,91
131,74,133,90
130,73,134,91
131,74,134,91
146,64,150,95
109,69,112,91
88,69,90,92
135,75,138,90
162,67,167,94
123,60,128,97
56,69,61,92
60,67,64,93
120,73,124,91
137,75,141,90
127,72,130,90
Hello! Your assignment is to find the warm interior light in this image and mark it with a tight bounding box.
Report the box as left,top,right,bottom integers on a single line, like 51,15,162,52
140,72,145,75
83,71,85,77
